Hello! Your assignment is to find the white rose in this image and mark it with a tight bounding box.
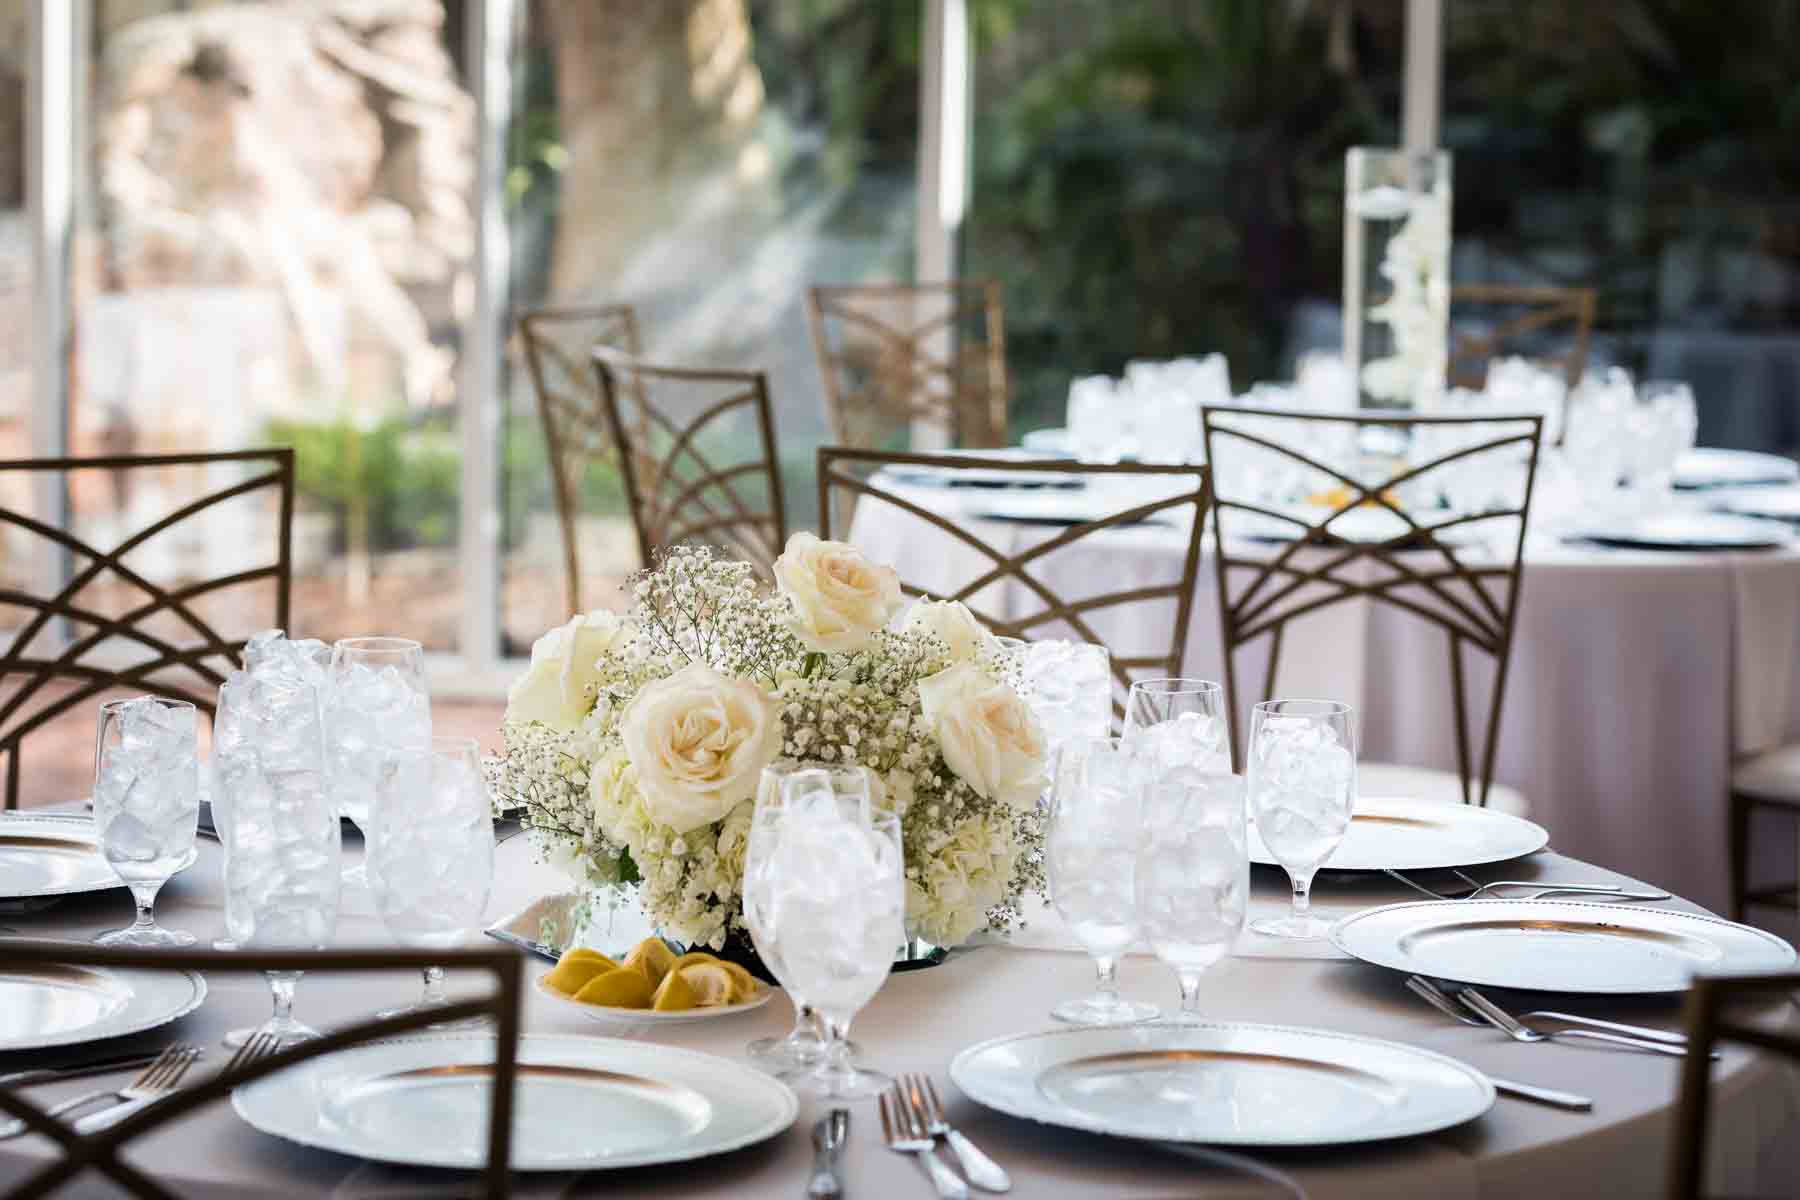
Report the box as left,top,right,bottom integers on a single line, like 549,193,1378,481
902,599,997,662
618,663,782,834
505,610,632,731
917,663,1048,809
773,532,904,654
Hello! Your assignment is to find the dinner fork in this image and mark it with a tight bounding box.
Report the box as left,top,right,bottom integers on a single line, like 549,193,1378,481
879,1086,969,1199
1412,976,1699,1052
1382,869,1669,902
899,1072,1010,1193
0,1044,202,1141
1454,987,1700,1059
68,1042,209,1135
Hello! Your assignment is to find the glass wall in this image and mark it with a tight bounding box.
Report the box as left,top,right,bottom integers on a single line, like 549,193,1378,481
499,0,919,650
1445,0,1800,452
964,0,1404,433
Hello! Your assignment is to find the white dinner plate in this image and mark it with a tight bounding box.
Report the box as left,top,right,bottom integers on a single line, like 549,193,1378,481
967,491,1185,528
534,975,774,1025
0,813,198,902
881,448,1084,490
0,951,207,1052
233,1032,797,1171
1712,486,1800,524
1250,796,1548,872
1675,447,1800,490
950,1022,1493,1148
1019,428,1076,456
1331,900,1797,995
1574,512,1793,551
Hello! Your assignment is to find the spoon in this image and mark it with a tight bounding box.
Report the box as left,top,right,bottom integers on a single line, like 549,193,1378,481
808,1107,849,1198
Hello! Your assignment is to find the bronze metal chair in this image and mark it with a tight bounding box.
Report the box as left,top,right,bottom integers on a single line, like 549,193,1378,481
1728,752,1800,921
807,282,1009,451
1448,283,1597,396
817,447,1210,711
1667,970,1800,1199
1201,406,1544,807
593,347,788,577
0,941,523,1199
516,303,645,615
0,450,294,809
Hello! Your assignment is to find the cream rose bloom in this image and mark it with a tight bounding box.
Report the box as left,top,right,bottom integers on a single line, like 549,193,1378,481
917,663,1048,809
902,599,997,662
618,663,782,833
505,610,632,731
773,532,904,653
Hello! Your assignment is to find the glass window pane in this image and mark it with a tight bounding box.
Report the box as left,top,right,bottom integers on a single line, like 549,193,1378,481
501,0,920,650
0,0,32,610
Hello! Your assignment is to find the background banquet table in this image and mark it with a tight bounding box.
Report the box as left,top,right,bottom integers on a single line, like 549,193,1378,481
1,828,1796,1198
848,482,1800,921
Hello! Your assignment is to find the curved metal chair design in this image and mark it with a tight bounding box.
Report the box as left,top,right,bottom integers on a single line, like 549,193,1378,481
516,303,644,615
1201,406,1544,808
1667,970,1800,1199
807,282,1009,451
0,450,294,809
817,447,1210,711
0,942,524,1199
593,348,788,577
1448,283,1597,396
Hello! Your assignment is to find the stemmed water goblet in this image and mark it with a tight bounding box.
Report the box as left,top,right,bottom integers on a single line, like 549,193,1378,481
1136,766,1247,1022
92,697,200,947
1122,677,1227,769
325,636,431,887
1246,699,1356,940
368,736,495,1020
1047,736,1158,1025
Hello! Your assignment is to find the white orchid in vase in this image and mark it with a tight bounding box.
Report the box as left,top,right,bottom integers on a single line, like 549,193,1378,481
491,535,1050,960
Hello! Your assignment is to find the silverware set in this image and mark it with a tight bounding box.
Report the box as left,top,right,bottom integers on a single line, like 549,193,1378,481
878,1074,1011,1198
1407,974,1707,1062
1383,869,1671,903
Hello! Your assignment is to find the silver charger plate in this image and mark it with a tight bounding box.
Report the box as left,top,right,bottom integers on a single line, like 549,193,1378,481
0,952,207,1052
950,1023,1493,1148
0,812,198,901
1331,900,1797,995
1575,512,1793,551
1674,448,1800,491
233,1032,798,1171
1250,796,1548,873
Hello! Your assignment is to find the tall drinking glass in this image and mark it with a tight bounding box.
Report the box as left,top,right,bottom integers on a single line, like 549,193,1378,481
93,697,200,947
326,637,430,886
1137,768,1247,1022
1047,737,1158,1025
217,742,340,1046
1246,699,1356,940
743,762,872,1069
1122,678,1228,770
758,802,904,1101
368,737,495,1018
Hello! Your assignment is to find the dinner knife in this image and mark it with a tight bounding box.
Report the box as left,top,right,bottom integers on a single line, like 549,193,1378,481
1486,1076,1592,1112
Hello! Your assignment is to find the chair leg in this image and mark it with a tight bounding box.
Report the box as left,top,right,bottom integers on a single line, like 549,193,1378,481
1729,790,1752,923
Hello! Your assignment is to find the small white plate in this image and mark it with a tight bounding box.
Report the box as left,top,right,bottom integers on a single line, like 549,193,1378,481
1675,448,1800,490
534,975,774,1026
1575,512,1793,551
950,1022,1493,1148
0,951,207,1051
233,1032,797,1171
1331,900,1797,994
1251,796,1548,873
0,813,198,902
1713,486,1800,524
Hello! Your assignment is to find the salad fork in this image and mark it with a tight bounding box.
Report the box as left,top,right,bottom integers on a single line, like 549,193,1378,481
0,1045,201,1141
900,1072,1010,1193
1453,987,1701,1059
880,1087,968,1199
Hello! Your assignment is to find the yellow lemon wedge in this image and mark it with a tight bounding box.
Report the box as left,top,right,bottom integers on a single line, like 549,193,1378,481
622,937,677,987
718,961,760,1003
651,967,697,1012
572,967,654,1009
677,962,737,1009
541,948,619,996
664,952,718,977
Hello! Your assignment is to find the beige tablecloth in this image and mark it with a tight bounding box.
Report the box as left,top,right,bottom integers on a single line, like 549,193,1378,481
1,832,1796,1198
848,483,1800,917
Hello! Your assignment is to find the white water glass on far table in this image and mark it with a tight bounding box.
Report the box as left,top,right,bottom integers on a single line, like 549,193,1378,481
326,636,430,885
1246,699,1355,940
1047,736,1158,1026
1137,767,1247,1023
92,696,200,947
1122,678,1227,770
368,736,495,1020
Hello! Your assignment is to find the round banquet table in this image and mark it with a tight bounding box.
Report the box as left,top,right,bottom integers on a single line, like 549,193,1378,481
1,828,1797,1198
848,481,1800,919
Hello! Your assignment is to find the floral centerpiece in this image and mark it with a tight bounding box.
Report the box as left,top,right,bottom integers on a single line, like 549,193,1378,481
490,535,1049,958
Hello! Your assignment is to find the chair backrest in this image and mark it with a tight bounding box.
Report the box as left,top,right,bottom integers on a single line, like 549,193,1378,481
592,348,788,577
516,304,644,614
807,282,1009,451
1200,405,1544,805
817,447,1210,711
0,449,294,810
0,942,523,1200
1667,970,1800,1200
1448,283,1597,397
